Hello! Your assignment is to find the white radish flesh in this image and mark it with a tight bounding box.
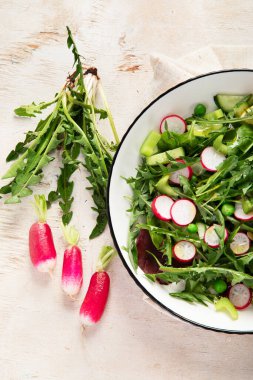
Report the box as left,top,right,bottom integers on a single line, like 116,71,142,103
204,225,228,248
229,283,252,310
230,232,250,256
160,114,186,134
171,199,196,226
234,202,253,221
201,146,226,172
173,240,196,263
169,159,193,185
151,195,174,221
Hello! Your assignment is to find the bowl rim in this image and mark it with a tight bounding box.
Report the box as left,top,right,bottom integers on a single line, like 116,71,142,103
107,68,253,334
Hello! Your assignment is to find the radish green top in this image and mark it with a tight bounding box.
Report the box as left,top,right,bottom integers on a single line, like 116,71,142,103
126,93,253,318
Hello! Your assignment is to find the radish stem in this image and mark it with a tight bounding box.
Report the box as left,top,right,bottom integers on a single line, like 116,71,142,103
98,83,120,145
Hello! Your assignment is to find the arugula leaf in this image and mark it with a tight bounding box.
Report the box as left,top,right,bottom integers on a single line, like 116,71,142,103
158,265,253,287
66,26,84,93
14,100,57,117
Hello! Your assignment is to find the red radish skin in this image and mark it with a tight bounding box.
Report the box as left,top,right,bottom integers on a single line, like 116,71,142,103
229,284,252,310
151,195,174,221
61,225,83,297
29,222,56,272
160,114,186,134
171,199,197,226
230,232,250,256
201,146,226,172
62,246,83,297
204,225,228,248
173,240,196,263
80,246,116,327
80,271,110,326
234,202,253,221
169,159,193,185
29,195,56,273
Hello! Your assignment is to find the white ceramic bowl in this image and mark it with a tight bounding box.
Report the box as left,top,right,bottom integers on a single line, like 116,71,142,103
108,69,253,334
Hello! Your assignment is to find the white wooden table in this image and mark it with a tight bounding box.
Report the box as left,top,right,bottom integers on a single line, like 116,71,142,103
1,1,253,379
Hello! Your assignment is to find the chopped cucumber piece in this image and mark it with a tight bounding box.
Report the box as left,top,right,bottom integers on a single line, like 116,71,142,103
214,94,250,112
241,105,253,125
193,123,222,137
204,108,224,121
196,222,206,239
213,135,228,155
155,174,178,197
140,130,161,157
215,297,238,320
242,196,253,214
234,101,249,117
146,147,185,166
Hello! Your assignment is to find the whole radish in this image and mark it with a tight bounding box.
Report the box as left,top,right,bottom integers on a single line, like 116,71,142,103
62,225,83,297
29,195,57,273
80,246,117,327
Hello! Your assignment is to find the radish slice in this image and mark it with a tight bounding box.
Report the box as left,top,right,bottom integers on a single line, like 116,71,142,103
229,283,252,310
160,114,186,134
171,199,196,226
173,240,196,263
234,202,253,221
200,146,226,172
230,232,250,256
204,224,228,248
151,195,174,221
169,159,193,185
247,232,253,241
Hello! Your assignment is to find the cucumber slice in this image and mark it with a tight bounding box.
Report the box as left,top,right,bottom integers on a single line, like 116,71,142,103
214,94,250,113
233,101,249,117
204,108,224,121
146,147,185,166
140,131,161,157
155,175,178,197
241,105,253,125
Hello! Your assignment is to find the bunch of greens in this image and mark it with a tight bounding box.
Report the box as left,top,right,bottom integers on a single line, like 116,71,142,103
126,96,253,310
0,27,119,239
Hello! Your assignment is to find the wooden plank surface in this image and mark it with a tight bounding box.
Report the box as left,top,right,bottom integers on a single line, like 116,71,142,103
1,1,253,379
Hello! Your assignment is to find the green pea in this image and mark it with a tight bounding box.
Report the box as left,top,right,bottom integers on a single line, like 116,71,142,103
187,223,198,233
194,103,206,117
213,279,227,294
221,203,235,216
191,175,198,183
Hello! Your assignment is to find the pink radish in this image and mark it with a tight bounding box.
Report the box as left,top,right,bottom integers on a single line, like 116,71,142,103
151,195,174,221
173,240,196,263
29,195,56,273
204,224,228,248
200,146,226,172
234,202,253,221
230,232,250,256
171,199,196,226
80,246,116,327
169,159,193,185
228,283,252,310
160,114,186,134
61,225,83,297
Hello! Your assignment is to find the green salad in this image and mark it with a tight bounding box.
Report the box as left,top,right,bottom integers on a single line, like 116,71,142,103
126,93,253,320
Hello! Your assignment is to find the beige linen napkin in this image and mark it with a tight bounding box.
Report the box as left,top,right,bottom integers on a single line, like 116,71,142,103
143,45,253,318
